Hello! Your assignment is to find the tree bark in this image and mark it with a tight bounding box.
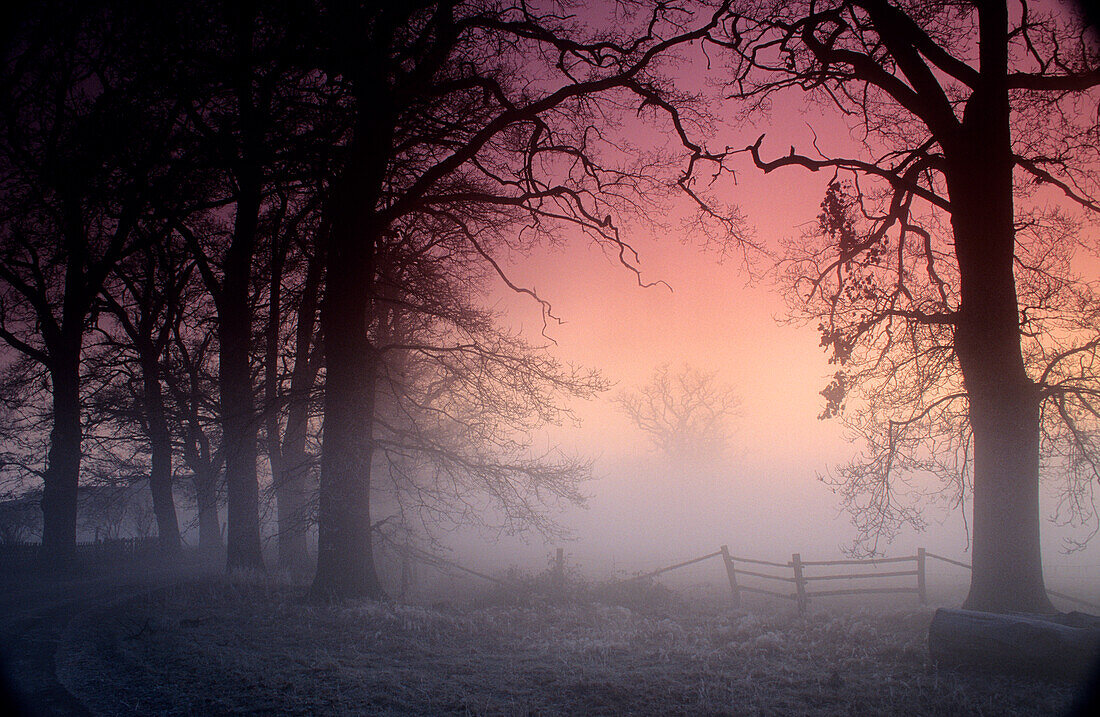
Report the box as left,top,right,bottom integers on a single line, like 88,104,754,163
310,220,384,599
193,466,223,549
309,97,392,600
220,178,264,571
40,239,94,568
174,360,224,551
276,429,312,573
40,353,82,568
276,331,317,574
143,357,181,554
264,236,318,573
949,1,1053,614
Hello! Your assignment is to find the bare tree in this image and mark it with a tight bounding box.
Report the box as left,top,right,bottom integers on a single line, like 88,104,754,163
616,364,740,458
165,0,345,571
0,2,186,566
368,219,608,546
96,233,195,553
283,0,735,600
703,0,1100,612
261,198,326,573
164,317,226,550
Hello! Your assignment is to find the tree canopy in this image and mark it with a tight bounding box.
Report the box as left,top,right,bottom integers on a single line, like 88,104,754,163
694,0,1100,612
617,363,741,458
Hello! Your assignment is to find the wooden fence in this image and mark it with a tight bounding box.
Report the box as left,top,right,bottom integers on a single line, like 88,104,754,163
374,541,1099,614
920,551,1100,612
627,546,1100,614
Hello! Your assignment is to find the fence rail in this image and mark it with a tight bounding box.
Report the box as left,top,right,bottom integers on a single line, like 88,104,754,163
622,545,1100,614
922,552,1100,611
627,550,724,582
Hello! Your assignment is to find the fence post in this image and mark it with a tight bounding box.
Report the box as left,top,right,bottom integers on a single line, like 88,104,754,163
791,553,808,614
720,544,741,608
917,548,927,605
552,547,565,596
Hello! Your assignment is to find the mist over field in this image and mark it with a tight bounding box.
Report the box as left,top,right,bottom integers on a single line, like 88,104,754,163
3,0,1100,714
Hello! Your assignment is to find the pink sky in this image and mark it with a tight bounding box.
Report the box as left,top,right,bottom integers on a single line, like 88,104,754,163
465,33,1100,577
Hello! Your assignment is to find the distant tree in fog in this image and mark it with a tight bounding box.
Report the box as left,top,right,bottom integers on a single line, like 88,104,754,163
616,364,740,458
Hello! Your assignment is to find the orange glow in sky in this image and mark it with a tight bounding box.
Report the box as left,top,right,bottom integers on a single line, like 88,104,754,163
468,40,1100,575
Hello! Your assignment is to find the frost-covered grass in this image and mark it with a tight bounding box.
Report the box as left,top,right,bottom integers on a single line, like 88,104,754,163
56,574,1083,715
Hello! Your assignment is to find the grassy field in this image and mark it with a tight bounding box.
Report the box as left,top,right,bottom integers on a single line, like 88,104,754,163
53,573,1091,716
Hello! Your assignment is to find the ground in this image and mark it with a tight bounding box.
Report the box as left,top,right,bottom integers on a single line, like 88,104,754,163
1,567,1085,716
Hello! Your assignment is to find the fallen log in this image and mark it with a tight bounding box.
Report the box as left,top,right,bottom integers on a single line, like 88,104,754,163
929,608,1100,680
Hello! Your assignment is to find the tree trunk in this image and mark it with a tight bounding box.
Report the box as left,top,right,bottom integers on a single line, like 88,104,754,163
309,100,391,600
172,339,224,551
280,252,323,573
263,235,316,573
276,439,312,573
220,179,264,572
143,355,181,553
310,239,384,599
949,2,1053,614
193,466,223,549
40,354,82,568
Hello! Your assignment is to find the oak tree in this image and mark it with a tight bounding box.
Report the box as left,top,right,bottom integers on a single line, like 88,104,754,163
616,363,740,457
281,0,734,599
714,0,1100,612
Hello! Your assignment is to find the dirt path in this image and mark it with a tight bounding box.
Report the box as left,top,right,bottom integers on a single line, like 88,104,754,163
0,560,219,716
0,582,99,716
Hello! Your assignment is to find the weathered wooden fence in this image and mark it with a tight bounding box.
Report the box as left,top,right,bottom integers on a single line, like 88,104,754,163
921,551,1100,612
372,541,1100,614
627,546,1100,614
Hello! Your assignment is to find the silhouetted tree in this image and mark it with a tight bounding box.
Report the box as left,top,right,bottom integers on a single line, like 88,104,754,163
286,0,734,600
708,0,1100,612
616,363,740,458
167,1,345,570
97,233,195,553
261,198,326,573
0,2,186,565
367,219,607,546
165,317,226,550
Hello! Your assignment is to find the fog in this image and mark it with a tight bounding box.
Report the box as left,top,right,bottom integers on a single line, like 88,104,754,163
3,1,1099,713
431,218,1100,589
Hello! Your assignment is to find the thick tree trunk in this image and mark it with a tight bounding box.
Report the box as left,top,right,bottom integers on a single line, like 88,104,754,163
948,2,1053,614
40,354,82,568
220,180,264,571
309,100,391,600
143,355,181,553
952,208,1052,614
959,364,1050,613
310,240,384,599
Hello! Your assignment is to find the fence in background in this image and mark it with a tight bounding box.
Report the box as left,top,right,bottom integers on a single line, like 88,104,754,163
622,546,1100,614
387,540,1100,613
0,536,161,569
